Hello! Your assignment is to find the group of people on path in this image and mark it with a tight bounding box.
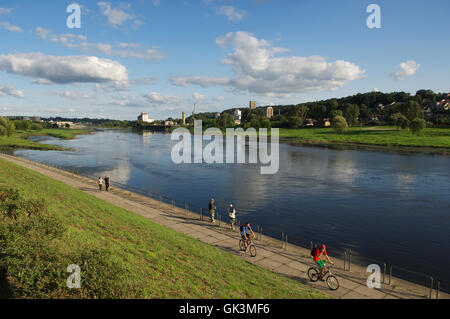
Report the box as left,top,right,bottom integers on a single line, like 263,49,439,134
208,198,237,230
97,175,110,192
208,198,333,275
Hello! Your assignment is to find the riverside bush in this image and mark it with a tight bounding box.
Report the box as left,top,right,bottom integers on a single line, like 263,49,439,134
0,187,133,299
332,116,349,134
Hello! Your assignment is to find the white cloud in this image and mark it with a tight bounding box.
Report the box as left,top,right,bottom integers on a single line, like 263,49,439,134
392,60,420,80
170,76,230,87
0,85,24,98
0,53,128,84
60,91,91,100
215,5,247,22
35,27,164,61
214,96,225,101
119,42,141,48
35,27,52,39
171,31,366,96
130,77,157,85
0,7,12,16
144,92,179,104
98,2,143,28
32,79,54,85
98,2,132,25
0,22,23,33
193,92,205,101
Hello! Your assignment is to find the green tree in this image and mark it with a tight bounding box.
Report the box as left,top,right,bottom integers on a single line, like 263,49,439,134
295,105,309,125
359,104,370,125
288,116,303,129
329,109,343,119
0,117,15,137
409,118,426,135
343,103,360,127
332,116,348,134
12,120,32,131
31,123,43,131
390,112,409,130
399,100,423,121
217,113,234,129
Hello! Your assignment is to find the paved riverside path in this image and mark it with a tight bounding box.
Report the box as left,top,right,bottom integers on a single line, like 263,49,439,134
1,153,448,300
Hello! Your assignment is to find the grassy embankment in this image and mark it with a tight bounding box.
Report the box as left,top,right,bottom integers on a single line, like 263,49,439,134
277,126,450,150
0,128,92,151
0,158,328,299
176,125,450,151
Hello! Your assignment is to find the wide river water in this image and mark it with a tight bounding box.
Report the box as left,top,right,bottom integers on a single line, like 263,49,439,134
14,129,450,286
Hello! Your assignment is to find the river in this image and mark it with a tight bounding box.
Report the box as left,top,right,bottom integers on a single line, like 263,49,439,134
14,129,450,287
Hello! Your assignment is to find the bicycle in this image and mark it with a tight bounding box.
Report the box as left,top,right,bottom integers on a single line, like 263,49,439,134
307,263,340,291
239,237,257,257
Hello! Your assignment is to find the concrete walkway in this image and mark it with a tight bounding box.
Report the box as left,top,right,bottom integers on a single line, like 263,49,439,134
0,153,448,300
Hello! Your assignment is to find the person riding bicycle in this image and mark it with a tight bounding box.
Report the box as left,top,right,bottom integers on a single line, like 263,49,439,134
240,222,255,249
312,244,334,279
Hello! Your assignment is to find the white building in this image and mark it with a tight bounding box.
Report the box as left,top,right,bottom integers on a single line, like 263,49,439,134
234,109,242,121
138,112,155,123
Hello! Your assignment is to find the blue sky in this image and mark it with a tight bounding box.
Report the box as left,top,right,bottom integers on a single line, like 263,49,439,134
0,0,449,120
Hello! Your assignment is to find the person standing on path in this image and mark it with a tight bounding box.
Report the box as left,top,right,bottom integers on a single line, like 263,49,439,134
208,198,216,223
97,176,103,191
228,204,236,230
104,175,110,192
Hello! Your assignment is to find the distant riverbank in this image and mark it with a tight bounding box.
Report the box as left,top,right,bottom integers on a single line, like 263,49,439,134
278,127,450,155
169,125,450,155
0,128,93,151
3,126,450,156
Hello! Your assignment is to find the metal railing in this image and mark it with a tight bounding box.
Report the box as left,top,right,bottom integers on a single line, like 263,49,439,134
1,150,449,298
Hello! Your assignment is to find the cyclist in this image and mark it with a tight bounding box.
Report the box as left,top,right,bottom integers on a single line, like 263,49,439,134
313,244,334,279
240,222,255,249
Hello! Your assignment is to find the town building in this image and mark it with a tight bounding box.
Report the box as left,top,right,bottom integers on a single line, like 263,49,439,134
49,120,74,128
138,112,155,123
266,107,274,119
437,95,450,110
182,112,186,125
249,101,256,110
234,109,242,121
215,113,221,119
234,109,242,125
164,121,176,127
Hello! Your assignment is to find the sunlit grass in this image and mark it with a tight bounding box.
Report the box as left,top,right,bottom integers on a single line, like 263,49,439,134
278,126,450,148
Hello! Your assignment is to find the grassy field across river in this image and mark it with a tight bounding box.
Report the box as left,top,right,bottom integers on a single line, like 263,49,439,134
278,126,450,149
0,128,92,151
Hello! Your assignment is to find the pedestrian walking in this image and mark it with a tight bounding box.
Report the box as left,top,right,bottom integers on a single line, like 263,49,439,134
208,198,216,223
228,204,236,230
97,176,103,191
104,175,110,192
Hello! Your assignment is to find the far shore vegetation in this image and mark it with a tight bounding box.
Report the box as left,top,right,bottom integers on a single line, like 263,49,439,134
0,118,92,151
1,89,449,152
